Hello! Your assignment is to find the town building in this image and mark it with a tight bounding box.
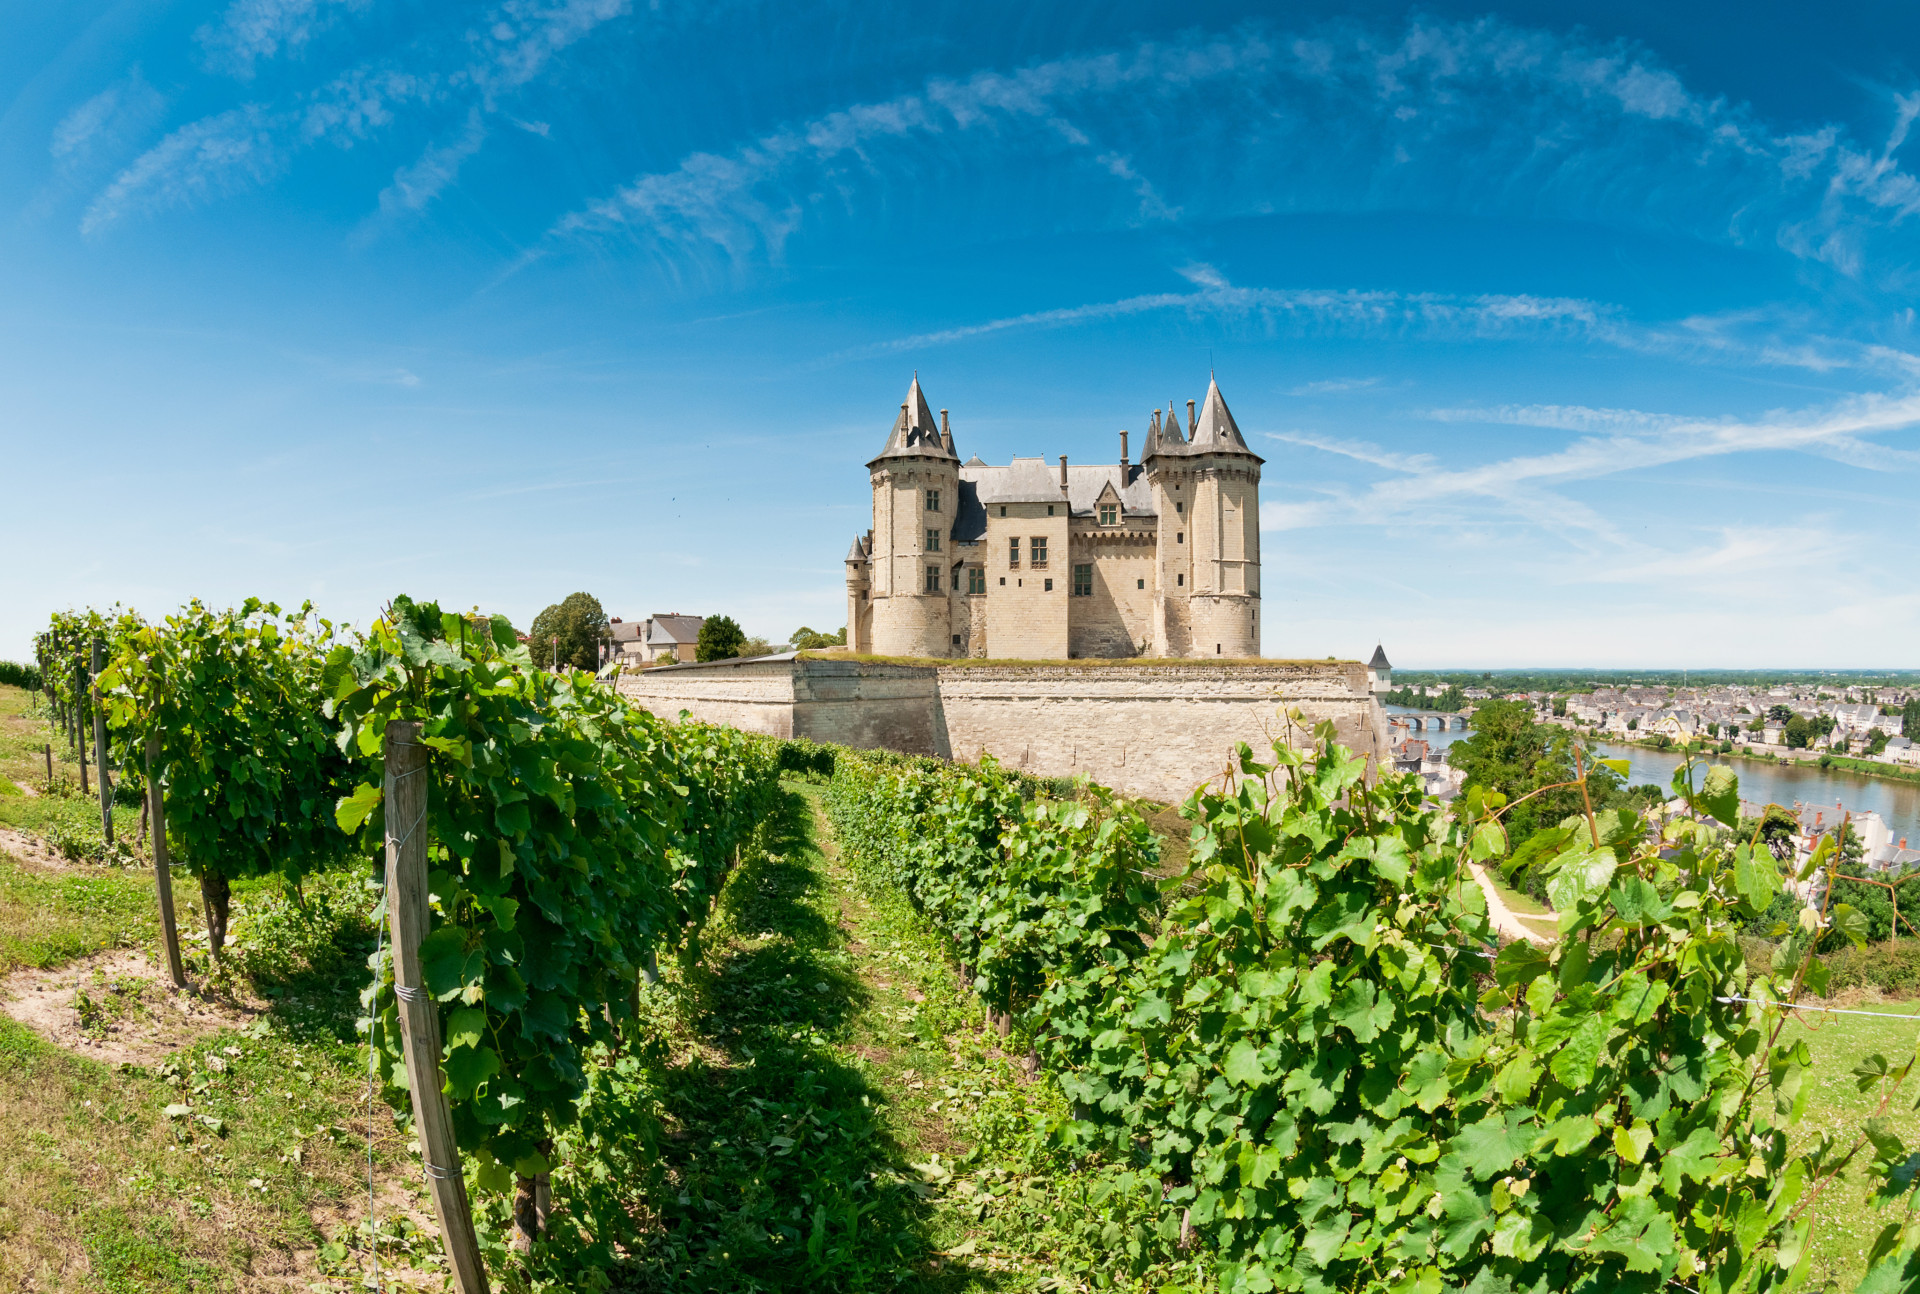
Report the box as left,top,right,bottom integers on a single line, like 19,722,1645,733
845,375,1263,659
611,613,704,665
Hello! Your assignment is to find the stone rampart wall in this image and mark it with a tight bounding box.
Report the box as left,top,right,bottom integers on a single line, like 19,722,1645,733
617,656,1385,805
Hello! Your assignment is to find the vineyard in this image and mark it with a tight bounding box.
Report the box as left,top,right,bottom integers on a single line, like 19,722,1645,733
0,599,1919,1291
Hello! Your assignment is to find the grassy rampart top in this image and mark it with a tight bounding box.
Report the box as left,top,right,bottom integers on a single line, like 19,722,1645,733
796,652,1358,669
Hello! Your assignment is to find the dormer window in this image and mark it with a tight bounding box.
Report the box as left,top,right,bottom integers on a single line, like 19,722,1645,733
1099,503,1117,525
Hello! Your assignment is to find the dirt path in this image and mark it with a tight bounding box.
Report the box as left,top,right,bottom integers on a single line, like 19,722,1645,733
1468,863,1556,946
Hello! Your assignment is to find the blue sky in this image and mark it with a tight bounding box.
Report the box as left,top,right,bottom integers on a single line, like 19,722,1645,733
3,1,1919,667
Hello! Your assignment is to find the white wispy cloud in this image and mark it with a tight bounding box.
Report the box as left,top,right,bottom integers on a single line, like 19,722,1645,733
376,108,487,215
84,0,630,233
543,15,1920,282
1261,389,1920,545
827,281,1611,364
197,0,372,79
1288,377,1379,396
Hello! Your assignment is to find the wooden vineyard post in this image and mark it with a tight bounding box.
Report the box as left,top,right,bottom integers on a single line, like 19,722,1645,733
75,658,89,798
91,638,113,846
384,721,490,1294
44,743,53,793
144,736,186,989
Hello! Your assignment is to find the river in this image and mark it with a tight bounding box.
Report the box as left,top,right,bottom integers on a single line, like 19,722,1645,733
1384,705,1920,845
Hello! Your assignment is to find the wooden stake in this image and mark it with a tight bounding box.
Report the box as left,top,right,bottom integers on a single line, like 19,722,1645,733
144,736,186,990
44,743,52,792
92,639,114,847
384,721,489,1294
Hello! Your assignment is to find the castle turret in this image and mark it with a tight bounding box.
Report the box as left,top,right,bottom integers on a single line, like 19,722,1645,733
1367,644,1392,696
865,375,961,657
1143,375,1263,658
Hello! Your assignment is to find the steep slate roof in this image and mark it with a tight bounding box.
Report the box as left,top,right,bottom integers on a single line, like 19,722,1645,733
646,614,703,647
868,374,958,467
1369,644,1392,670
1144,377,1263,463
951,459,1156,543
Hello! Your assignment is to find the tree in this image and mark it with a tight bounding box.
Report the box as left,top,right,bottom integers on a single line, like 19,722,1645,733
1552,697,1567,717
527,593,609,672
1784,715,1811,749
1868,727,1890,755
790,625,847,651
1706,721,1719,738
1447,700,1626,853
696,615,746,662
1768,704,1795,724
1903,698,1920,738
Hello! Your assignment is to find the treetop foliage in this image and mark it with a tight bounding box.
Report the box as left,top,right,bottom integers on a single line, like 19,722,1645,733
526,592,607,672
695,614,746,662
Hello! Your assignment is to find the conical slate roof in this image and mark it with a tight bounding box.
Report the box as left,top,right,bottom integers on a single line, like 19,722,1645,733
1143,377,1263,464
868,375,959,467
846,535,869,561
1368,644,1391,670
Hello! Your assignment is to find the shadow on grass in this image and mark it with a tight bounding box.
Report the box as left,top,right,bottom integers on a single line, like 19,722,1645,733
547,787,989,1293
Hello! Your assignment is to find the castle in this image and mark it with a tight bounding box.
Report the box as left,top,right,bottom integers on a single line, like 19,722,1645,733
845,375,1263,659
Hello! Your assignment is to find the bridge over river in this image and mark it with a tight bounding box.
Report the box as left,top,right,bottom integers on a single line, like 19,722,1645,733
1386,712,1467,732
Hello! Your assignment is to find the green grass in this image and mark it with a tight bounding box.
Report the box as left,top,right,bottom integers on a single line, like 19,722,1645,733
791,652,1350,669
0,850,159,971
1785,1008,1920,1289
517,779,1211,1291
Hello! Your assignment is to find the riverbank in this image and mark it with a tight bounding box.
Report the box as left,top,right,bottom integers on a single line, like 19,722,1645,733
1567,728,1920,788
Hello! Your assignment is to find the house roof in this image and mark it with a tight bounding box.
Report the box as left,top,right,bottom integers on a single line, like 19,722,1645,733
868,375,958,467
646,614,703,647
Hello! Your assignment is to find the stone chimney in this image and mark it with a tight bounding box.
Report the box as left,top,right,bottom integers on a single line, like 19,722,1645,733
1058,455,1069,493
1187,399,1196,434
1119,429,1129,470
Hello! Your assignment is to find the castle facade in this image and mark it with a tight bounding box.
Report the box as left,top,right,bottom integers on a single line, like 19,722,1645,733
845,375,1263,659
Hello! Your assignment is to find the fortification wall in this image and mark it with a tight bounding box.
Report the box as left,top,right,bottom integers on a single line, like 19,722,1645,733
619,655,1385,805
934,662,1379,803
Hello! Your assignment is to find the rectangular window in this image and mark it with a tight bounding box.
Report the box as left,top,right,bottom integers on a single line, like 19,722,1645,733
1176,532,1184,544
926,489,940,512
1044,578,1053,591
1072,563,1092,596
1030,536,1048,568
926,527,941,552
1137,578,1145,590
1178,573,1184,586
1047,504,1055,516
1099,504,1117,525
999,505,1006,517
1008,536,1020,567
1176,501,1184,514
967,567,986,595
925,566,940,592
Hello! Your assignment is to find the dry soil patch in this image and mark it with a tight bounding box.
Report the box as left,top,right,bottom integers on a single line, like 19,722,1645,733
0,949,263,1066
0,826,73,872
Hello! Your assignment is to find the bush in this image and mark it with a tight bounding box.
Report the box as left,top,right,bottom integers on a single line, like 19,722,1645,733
0,661,43,691
1823,938,1920,995
773,737,835,780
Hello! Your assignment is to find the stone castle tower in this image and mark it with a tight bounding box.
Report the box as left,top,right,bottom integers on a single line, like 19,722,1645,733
847,374,1262,659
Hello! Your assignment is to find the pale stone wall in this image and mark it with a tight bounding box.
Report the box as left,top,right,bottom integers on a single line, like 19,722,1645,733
618,656,1385,805
983,503,1070,659
616,658,801,738
936,663,1378,803
1069,528,1155,658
